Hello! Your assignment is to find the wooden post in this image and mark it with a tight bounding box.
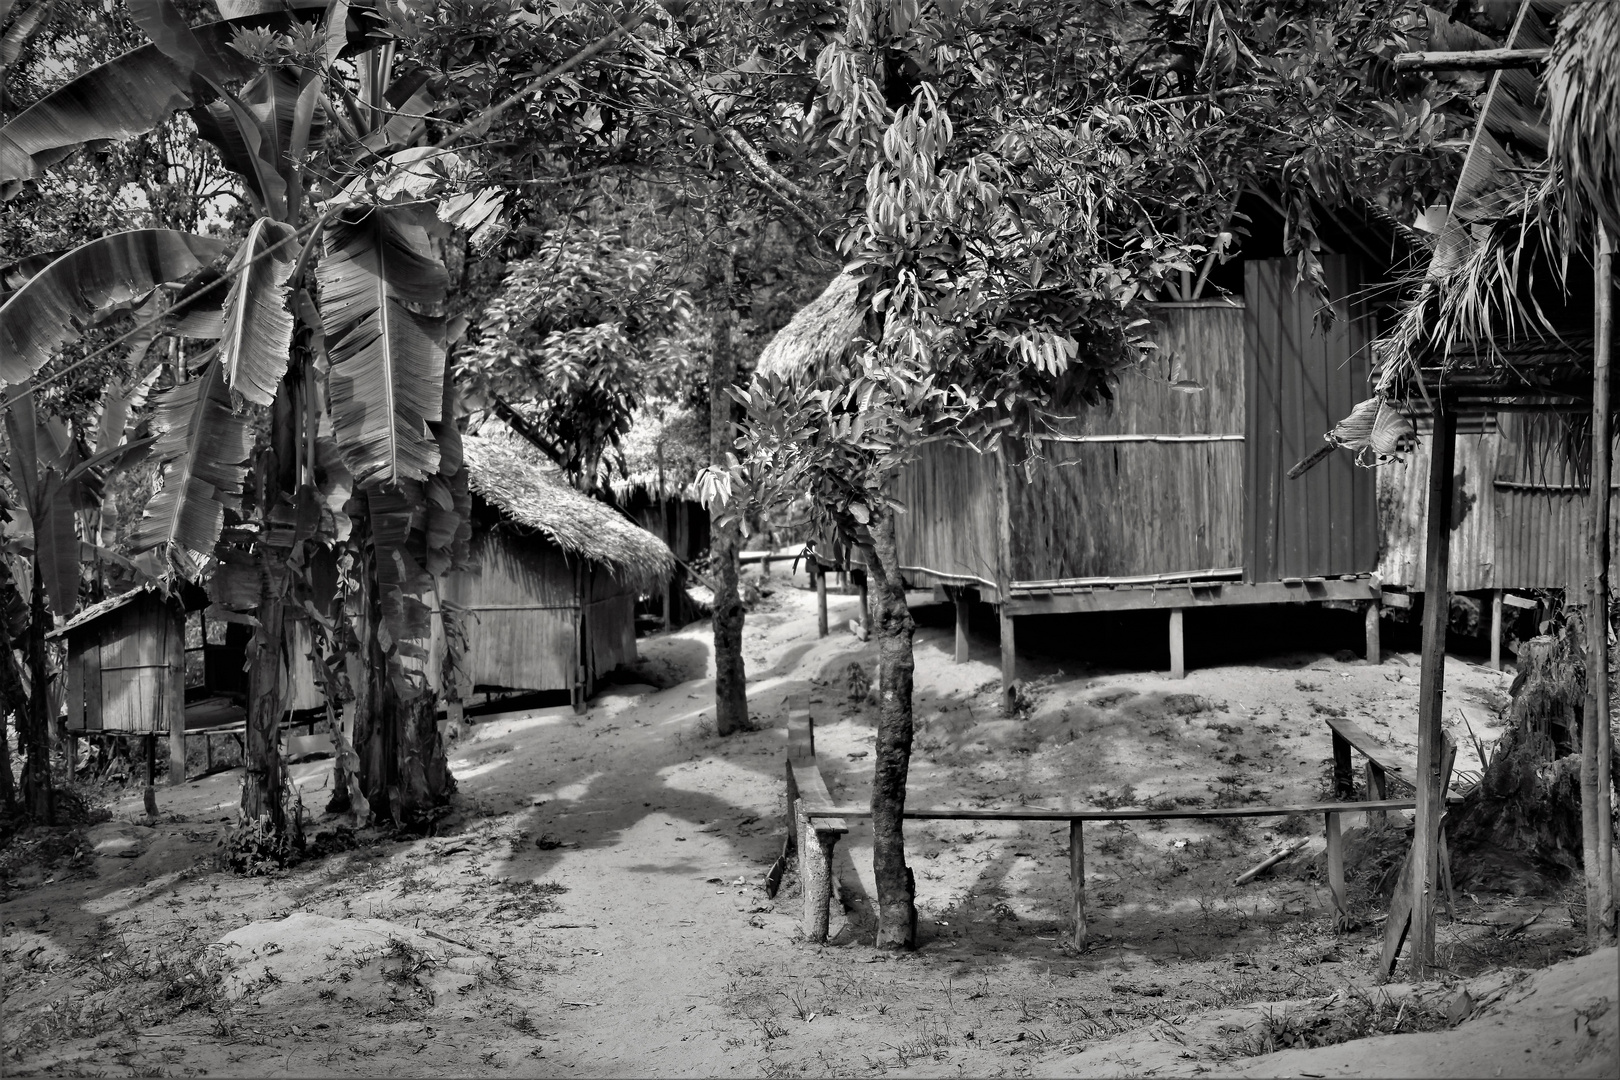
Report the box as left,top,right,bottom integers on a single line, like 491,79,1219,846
1365,601,1382,665
855,569,870,636
999,606,1018,714
1331,728,1355,801
1168,608,1187,679
1365,759,1389,829
1382,736,1457,976
1325,811,1347,930
803,828,838,943
1489,590,1504,671
954,587,970,664
167,608,186,786
814,557,829,638
142,734,157,817
1069,819,1087,949
1587,223,1616,944
1411,403,1458,977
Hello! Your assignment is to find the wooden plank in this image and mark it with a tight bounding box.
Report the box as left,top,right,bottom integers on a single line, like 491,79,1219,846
1326,811,1348,929
84,629,103,731
1003,577,1379,616
805,798,1424,822
1366,759,1390,828
1331,728,1355,800
1069,820,1086,949
1243,259,1273,582
64,637,84,732
1594,224,1617,935
1168,608,1186,679
1279,263,1308,578
1324,716,1416,782
787,697,815,762
1490,590,1504,670
1381,738,1457,977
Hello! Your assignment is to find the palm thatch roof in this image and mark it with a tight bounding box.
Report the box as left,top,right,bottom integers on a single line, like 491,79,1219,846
610,403,709,501
1373,0,1594,405
754,271,865,381
463,432,675,591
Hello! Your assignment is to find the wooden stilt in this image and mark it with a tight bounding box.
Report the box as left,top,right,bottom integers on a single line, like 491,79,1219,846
1365,601,1382,665
1069,819,1087,949
143,734,158,817
1365,759,1389,829
167,608,186,786
1381,737,1457,976
814,558,829,639
1331,727,1355,801
1490,590,1504,671
954,588,970,664
1168,608,1186,679
1411,403,1458,977
1587,222,1616,944
999,605,1018,715
1325,811,1347,930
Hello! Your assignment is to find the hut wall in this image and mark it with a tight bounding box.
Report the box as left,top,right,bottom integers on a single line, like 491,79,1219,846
892,442,1002,588
442,529,579,692
1381,415,1620,591
1244,256,1379,581
282,619,327,712
584,565,637,679
64,596,181,733
1003,301,1247,582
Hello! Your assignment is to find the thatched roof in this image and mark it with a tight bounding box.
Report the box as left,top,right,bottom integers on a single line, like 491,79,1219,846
46,586,160,639
611,403,708,501
463,432,675,591
754,271,865,381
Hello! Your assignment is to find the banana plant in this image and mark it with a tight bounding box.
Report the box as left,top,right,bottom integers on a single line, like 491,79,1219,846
0,0,484,837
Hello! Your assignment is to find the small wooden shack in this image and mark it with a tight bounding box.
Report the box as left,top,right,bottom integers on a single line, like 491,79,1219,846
758,253,1387,700
447,433,676,709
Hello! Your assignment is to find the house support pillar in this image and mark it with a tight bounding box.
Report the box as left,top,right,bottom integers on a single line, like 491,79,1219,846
1365,600,1382,665
1169,608,1186,679
1585,223,1616,945
813,556,828,638
999,605,1018,714
953,588,970,663
1490,590,1504,671
1410,403,1458,976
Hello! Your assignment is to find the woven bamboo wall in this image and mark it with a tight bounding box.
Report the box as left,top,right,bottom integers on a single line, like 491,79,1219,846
892,441,1001,587
65,595,177,733
444,530,578,691
1007,303,1247,582
585,565,637,677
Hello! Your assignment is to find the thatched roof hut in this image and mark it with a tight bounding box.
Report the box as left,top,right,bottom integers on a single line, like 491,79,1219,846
754,271,865,381
463,432,674,592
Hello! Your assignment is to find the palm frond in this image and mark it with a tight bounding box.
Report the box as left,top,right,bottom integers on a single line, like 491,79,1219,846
218,216,295,407
130,357,254,579
0,229,231,383
1546,0,1620,242
317,205,448,488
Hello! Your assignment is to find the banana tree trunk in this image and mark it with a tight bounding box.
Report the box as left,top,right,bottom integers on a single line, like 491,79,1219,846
240,566,289,836
867,503,918,949
0,637,22,816
709,267,747,737
21,567,53,821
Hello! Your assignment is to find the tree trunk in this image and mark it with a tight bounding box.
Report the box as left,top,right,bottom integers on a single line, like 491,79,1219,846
21,566,52,821
867,503,918,949
710,255,747,737
240,573,289,837
0,637,22,817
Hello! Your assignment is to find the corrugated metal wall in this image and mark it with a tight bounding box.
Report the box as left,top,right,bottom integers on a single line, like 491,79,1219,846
1381,413,1620,591
1244,256,1379,581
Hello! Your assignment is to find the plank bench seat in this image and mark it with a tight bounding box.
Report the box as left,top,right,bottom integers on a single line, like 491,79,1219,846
802,799,1419,822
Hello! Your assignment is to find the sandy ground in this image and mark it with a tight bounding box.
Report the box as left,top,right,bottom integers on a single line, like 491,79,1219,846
1,567,1615,1077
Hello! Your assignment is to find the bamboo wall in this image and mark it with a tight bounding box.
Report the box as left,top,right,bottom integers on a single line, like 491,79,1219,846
892,441,1001,588
443,530,580,692
1381,416,1620,591
63,595,181,734
1007,302,1248,582
585,564,637,679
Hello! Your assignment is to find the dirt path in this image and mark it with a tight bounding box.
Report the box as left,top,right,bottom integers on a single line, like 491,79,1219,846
3,572,1615,1077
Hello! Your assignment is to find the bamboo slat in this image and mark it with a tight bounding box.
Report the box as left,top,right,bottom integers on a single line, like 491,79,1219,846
892,442,1001,587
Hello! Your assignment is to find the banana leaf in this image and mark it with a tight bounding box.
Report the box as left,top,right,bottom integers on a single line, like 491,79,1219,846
0,229,231,383
218,216,296,406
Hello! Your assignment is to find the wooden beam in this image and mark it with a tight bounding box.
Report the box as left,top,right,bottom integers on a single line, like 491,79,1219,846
1168,608,1186,679
996,446,1019,715
1411,403,1458,976
999,606,1018,713
1392,48,1549,72
953,587,970,664
1003,577,1379,616
1365,601,1382,664
1587,224,1616,945
805,797,1427,822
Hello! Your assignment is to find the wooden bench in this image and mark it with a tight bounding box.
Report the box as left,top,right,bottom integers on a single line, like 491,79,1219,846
780,699,1414,946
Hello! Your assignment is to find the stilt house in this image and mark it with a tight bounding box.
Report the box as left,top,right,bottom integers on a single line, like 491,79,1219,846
758,247,1392,700
447,433,676,708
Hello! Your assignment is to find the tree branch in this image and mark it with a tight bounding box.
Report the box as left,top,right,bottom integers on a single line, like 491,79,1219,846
491,396,569,471
1392,48,1548,72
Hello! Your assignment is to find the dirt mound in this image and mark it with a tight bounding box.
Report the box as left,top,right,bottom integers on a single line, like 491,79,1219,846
211,912,491,1011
